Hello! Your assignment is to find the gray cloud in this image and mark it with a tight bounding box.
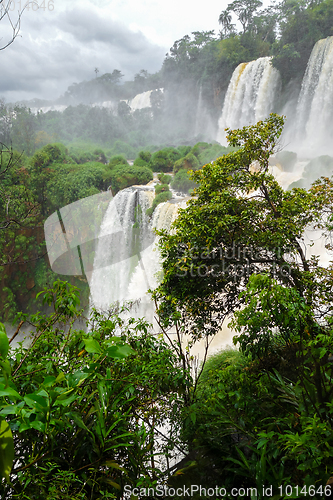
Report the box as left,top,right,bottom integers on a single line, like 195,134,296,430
0,5,166,103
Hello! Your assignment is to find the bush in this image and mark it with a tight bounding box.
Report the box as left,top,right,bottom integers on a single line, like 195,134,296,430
138,150,152,162
108,165,153,194
155,183,170,195
177,145,191,156
146,190,172,217
198,143,231,166
108,140,136,159
30,143,70,169
133,157,149,167
171,169,197,194
157,173,172,184
108,155,129,169
150,149,172,172
173,153,200,173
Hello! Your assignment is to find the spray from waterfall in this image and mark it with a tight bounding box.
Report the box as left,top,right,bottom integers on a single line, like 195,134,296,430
217,57,281,145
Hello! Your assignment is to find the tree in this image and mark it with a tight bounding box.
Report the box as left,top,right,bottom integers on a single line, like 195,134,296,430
222,0,263,34
152,115,333,491
218,9,235,38
100,69,124,85
152,114,331,342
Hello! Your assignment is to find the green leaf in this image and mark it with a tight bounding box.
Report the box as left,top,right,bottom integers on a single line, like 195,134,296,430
55,390,77,407
30,420,46,432
68,371,90,388
0,384,22,400
0,330,9,360
107,344,135,359
190,412,196,424
0,417,14,482
83,337,102,354
42,376,57,387
55,372,65,383
24,393,48,410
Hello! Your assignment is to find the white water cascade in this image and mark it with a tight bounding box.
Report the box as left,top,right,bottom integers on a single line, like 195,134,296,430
126,88,164,112
296,36,333,155
89,186,182,325
217,57,281,145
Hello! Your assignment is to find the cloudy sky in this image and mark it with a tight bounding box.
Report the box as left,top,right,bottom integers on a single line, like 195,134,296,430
0,0,225,103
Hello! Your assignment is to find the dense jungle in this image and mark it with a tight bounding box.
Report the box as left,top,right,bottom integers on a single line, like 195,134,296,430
1,0,333,497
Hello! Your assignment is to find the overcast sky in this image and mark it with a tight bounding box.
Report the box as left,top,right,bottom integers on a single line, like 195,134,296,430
0,0,225,103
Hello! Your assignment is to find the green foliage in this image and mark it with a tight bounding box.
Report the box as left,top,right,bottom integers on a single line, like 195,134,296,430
229,273,308,357
108,155,129,169
150,149,174,172
0,281,189,497
108,165,153,194
173,153,200,173
133,157,149,167
177,146,191,157
171,169,197,194
155,183,170,195
197,143,232,166
0,324,14,484
48,162,107,208
153,114,294,339
181,344,333,494
108,140,136,159
138,150,152,163
151,114,333,492
68,145,107,164
272,0,333,84
157,173,172,184
146,191,172,217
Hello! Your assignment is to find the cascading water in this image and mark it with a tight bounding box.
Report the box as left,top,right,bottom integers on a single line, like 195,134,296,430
296,36,333,155
194,85,203,137
126,88,164,112
89,186,182,325
217,57,281,145
129,90,153,111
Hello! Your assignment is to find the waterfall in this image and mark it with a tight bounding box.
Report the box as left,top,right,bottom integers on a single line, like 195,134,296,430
296,36,333,154
129,90,153,111
217,57,281,145
89,187,182,324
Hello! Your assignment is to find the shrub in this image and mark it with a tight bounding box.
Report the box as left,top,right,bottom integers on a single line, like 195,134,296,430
146,190,172,217
173,153,200,173
157,173,172,184
171,169,197,194
109,165,153,194
108,155,129,169
155,183,170,195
